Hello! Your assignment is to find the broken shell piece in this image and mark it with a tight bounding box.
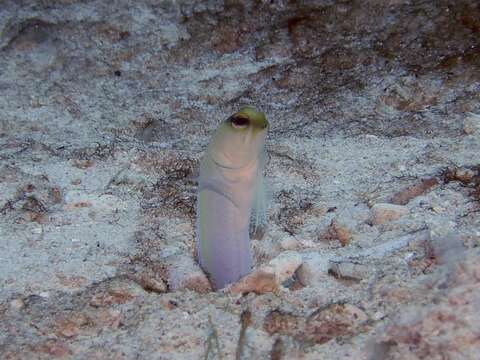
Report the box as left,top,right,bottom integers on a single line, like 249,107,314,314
228,251,302,294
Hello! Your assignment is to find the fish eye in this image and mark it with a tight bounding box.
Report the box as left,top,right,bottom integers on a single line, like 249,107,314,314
230,116,249,129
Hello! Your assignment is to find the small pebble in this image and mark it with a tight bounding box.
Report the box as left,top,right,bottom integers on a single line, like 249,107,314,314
432,206,445,213
10,298,25,310
138,273,167,293
372,311,386,321
322,220,352,246
296,252,329,286
269,251,303,283
32,227,43,234
280,236,299,250
328,259,370,281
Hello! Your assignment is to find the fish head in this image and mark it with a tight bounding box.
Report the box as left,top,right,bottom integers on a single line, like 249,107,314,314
208,107,268,169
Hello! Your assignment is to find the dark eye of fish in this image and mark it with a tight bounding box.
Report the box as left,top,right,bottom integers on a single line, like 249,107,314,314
230,116,249,128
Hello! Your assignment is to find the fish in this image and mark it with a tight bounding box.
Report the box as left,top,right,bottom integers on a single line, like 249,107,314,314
195,107,269,290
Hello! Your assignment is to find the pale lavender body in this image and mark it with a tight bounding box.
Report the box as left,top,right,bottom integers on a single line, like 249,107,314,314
195,153,259,290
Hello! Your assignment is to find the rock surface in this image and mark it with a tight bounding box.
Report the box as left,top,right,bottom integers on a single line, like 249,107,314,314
1,0,480,359
370,203,409,225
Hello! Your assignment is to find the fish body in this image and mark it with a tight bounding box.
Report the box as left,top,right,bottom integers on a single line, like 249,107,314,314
196,107,268,290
